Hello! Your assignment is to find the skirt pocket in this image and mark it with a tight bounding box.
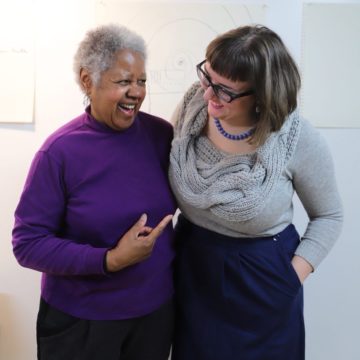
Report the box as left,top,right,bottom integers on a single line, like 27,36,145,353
222,243,302,333
276,238,302,289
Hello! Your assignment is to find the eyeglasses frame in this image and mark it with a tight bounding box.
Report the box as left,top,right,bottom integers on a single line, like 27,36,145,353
196,60,254,103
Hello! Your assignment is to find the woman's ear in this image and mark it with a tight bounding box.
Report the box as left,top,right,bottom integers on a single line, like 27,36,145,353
80,68,92,96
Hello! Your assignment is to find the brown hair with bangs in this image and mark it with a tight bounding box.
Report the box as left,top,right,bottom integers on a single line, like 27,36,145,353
206,25,301,146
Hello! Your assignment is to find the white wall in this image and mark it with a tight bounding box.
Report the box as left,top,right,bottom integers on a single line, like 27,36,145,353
0,1,359,359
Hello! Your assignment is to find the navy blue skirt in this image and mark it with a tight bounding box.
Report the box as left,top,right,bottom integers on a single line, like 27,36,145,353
172,215,305,360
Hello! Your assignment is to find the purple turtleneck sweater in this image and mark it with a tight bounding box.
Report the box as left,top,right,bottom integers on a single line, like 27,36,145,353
12,109,177,320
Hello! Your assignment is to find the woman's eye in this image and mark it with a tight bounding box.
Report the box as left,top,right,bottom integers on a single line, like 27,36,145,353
115,79,146,86
116,80,130,86
138,79,147,86
218,88,228,97
218,88,231,102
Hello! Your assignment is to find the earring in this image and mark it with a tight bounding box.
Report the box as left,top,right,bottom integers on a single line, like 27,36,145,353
255,104,260,114
83,93,90,107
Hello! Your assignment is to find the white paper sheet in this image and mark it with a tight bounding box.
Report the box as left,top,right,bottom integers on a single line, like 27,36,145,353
0,0,35,123
301,3,360,128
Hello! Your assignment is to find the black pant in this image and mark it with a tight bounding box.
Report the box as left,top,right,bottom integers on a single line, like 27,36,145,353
37,298,174,360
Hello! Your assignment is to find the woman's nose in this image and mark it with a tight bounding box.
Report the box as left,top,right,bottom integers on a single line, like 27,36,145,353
203,86,217,102
127,83,145,98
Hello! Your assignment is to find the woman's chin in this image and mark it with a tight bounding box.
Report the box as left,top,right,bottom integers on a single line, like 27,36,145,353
208,103,224,119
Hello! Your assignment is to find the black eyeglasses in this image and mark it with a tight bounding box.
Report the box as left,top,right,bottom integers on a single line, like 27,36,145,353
196,60,254,103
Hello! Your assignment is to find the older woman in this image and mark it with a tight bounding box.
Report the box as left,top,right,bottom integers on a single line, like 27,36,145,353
169,25,343,360
12,24,176,360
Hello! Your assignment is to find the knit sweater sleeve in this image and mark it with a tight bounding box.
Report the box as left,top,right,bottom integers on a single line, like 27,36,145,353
12,150,107,275
289,119,343,269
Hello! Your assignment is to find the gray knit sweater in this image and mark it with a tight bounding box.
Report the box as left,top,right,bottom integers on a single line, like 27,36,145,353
169,83,343,269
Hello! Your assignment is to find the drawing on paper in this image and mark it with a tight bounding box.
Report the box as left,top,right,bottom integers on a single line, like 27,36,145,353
95,1,266,119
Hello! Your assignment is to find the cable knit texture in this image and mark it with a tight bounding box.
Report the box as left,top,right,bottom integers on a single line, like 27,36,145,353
169,82,302,222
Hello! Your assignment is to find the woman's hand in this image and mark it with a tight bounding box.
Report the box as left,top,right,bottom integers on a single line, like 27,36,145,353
105,214,173,272
291,255,313,284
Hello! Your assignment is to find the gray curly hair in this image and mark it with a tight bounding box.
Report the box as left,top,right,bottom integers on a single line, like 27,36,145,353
73,24,147,92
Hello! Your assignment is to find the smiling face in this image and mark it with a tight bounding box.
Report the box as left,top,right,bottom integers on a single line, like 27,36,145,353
202,61,255,127
81,49,146,131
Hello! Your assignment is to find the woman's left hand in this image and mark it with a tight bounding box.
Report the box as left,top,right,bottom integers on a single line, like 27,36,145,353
291,255,313,284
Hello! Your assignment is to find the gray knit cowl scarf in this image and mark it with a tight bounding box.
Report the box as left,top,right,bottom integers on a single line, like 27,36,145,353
169,82,303,222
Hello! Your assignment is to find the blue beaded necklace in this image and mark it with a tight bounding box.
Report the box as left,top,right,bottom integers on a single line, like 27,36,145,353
214,117,255,141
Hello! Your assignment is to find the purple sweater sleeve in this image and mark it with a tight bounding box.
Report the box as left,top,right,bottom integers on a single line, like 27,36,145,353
12,150,107,275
